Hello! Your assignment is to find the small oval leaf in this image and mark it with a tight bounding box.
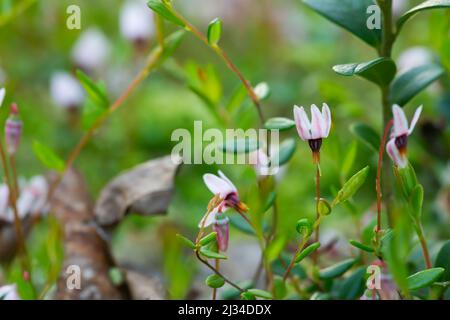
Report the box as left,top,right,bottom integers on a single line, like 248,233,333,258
407,267,445,291
176,234,196,249
32,140,65,173
207,18,222,45
277,138,297,166
220,138,259,154
199,232,217,246
319,259,355,279
199,247,227,260
295,242,321,263
333,58,396,86
333,166,369,206
247,289,273,300
264,117,296,131
349,239,374,253
147,0,185,27
205,274,225,288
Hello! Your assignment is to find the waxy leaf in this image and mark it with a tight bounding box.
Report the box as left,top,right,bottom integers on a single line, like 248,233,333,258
333,58,396,86
199,247,227,260
407,268,445,290
390,64,445,106
147,0,185,27
247,289,273,300
199,232,217,246
303,0,381,47
220,138,259,154
295,242,321,263
176,234,196,249
264,117,296,131
349,239,374,253
32,140,65,173
333,166,369,206
435,241,450,282
337,267,366,300
397,0,450,33
277,138,297,166
350,122,380,152
207,18,222,45
319,259,356,279
205,274,225,288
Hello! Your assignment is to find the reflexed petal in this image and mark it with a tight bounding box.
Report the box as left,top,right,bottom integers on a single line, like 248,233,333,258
203,173,234,197
386,139,407,168
310,104,326,139
392,104,408,137
217,170,237,192
293,105,311,140
322,103,331,137
408,105,423,135
198,207,218,228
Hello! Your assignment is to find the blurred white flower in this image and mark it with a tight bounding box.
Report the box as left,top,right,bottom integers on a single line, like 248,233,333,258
72,28,110,72
0,176,49,223
50,72,85,110
120,0,154,43
392,0,409,18
0,284,20,300
397,47,433,73
0,87,5,107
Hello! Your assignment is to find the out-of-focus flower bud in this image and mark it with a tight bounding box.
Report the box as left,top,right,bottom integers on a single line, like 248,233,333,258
0,284,21,300
50,72,85,111
120,0,154,48
5,103,22,155
72,28,110,73
213,215,229,252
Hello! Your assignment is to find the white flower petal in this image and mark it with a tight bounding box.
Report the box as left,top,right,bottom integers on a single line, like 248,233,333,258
50,72,85,109
0,88,5,108
386,138,407,168
293,105,311,140
321,103,331,137
120,0,154,42
408,105,423,135
203,173,234,197
0,284,20,300
310,104,326,139
217,170,238,192
392,104,409,137
198,207,218,228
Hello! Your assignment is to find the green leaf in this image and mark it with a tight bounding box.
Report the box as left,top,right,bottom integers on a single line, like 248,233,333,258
407,268,445,291
205,274,225,288
333,58,396,86
333,166,369,206
220,137,259,154
199,232,217,246
295,242,321,263
435,240,450,282
341,141,358,180
264,117,296,131
350,122,380,152
221,280,253,300
207,18,222,45
409,184,424,220
318,198,332,216
277,138,297,166
160,30,186,63
395,164,419,198
265,236,287,263
273,276,287,299
349,239,374,253
303,0,381,47
247,289,273,299
76,69,109,109
319,259,356,279
240,292,256,300
338,267,366,300
390,64,445,106
397,0,450,33
176,234,196,249
296,218,313,237
147,0,185,27
32,140,65,172
199,247,227,260
263,191,277,212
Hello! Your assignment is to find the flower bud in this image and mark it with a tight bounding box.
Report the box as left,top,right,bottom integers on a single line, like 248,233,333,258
296,218,312,237
213,215,229,252
5,103,22,155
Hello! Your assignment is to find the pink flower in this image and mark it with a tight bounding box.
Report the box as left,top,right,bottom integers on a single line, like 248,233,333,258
213,216,230,252
386,104,422,168
199,170,248,227
0,284,20,300
293,103,331,163
5,103,23,155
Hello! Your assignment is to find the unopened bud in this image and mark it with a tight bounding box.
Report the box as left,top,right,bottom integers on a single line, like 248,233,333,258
5,103,23,155
296,218,312,237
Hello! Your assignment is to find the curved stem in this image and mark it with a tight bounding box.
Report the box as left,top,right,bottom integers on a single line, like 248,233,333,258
416,223,432,269
283,238,306,281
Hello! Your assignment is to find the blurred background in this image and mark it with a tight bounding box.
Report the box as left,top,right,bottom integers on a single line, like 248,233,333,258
0,0,449,299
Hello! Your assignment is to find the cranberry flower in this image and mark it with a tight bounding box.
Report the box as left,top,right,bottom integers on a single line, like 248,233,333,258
293,103,331,163
199,170,248,228
386,104,422,168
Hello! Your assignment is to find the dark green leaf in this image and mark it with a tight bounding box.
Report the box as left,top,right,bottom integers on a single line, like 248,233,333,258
205,274,225,288
277,138,297,166
247,289,273,299
221,280,252,300
435,240,450,282
350,122,380,152
409,184,423,220
264,117,296,131
337,267,367,300
390,64,445,106
220,138,259,154
295,242,321,263
319,259,356,279
397,0,450,32
147,0,185,27
407,268,445,290
207,18,222,45
32,140,65,172
349,239,374,253
333,166,369,206
273,276,287,299
303,0,381,47
333,58,396,86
